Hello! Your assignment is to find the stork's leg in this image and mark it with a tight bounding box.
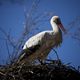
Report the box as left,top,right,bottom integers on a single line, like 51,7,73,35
37,58,44,65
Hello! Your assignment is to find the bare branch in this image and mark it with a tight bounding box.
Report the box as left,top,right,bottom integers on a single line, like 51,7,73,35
71,36,80,41
64,16,80,44
32,12,54,26
0,27,16,48
11,0,41,59
67,16,80,31
5,40,11,62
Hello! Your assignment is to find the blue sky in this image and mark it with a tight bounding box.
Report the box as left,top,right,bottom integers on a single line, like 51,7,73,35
0,0,80,68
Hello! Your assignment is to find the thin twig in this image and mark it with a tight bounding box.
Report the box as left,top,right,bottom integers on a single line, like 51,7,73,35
12,0,41,59
5,40,11,62
0,27,15,48
0,71,5,76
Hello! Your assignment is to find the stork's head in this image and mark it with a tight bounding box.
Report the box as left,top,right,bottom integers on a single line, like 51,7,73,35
50,16,66,33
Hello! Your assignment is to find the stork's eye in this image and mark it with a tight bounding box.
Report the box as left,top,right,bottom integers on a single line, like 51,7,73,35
54,18,61,24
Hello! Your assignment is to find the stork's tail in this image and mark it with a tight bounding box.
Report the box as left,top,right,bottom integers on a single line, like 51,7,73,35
17,49,32,63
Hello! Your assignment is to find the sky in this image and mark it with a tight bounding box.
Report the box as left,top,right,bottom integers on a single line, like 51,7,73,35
0,0,80,68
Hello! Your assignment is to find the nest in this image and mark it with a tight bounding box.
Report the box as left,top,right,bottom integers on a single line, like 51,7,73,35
0,59,80,80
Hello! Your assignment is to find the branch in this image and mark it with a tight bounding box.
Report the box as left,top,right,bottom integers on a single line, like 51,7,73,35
67,16,80,31
11,0,41,59
0,27,16,48
5,40,11,63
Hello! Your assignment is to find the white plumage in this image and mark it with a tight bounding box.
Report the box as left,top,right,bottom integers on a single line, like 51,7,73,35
18,16,66,64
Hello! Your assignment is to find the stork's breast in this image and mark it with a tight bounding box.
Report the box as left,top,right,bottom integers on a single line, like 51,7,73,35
43,32,62,48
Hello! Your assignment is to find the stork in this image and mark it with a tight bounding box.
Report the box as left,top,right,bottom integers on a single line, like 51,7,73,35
18,16,66,64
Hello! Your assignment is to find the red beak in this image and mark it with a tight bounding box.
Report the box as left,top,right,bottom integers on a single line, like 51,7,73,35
58,23,66,33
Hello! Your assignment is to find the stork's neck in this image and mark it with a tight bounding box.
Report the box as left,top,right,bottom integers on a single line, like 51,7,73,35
51,22,59,34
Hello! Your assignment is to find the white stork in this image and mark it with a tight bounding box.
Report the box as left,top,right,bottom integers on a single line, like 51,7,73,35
18,16,66,64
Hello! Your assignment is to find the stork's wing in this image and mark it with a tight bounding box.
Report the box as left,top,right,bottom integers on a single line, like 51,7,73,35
23,30,54,49
18,30,54,62
18,44,41,62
